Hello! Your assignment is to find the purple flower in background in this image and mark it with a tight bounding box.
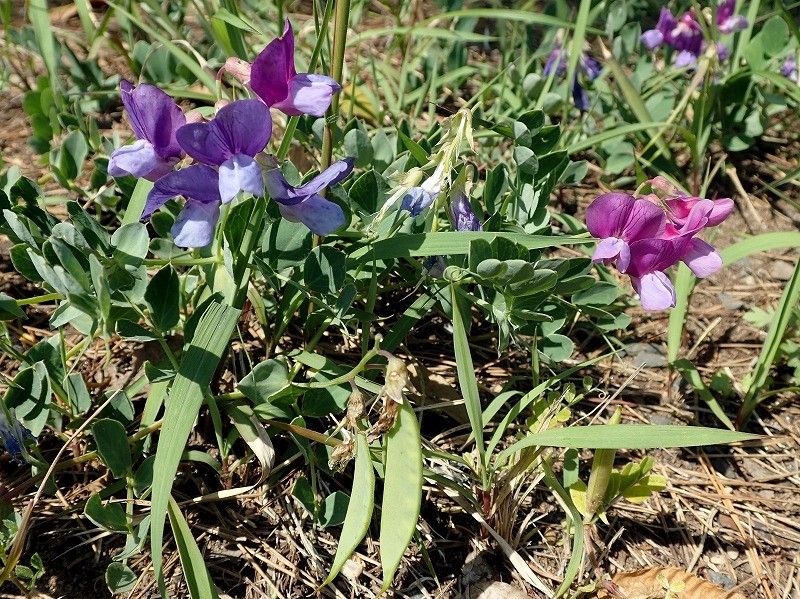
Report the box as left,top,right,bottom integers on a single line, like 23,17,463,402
250,20,341,117
544,46,602,111
585,192,666,273
108,81,185,180
782,56,798,82
716,0,748,34
641,8,678,49
0,410,31,458
264,158,354,235
176,99,271,203
450,192,482,232
142,165,222,248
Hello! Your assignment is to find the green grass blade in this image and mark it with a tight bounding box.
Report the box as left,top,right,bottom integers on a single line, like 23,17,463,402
673,359,735,430
122,178,154,226
107,2,217,91
322,433,375,586
739,258,800,425
167,498,221,599
564,0,591,108
349,233,589,263
720,232,800,265
450,285,485,475
497,424,757,463
731,0,761,68
379,400,423,592
566,122,669,153
150,300,240,597
420,8,600,33
667,262,695,363
29,0,61,105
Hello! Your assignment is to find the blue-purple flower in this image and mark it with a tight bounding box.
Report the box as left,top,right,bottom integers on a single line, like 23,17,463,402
450,192,482,232
264,158,354,236
782,55,798,82
0,410,31,458
143,165,222,248
716,0,748,34
108,80,186,180
400,187,434,216
250,20,341,117
543,46,601,110
176,99,271,203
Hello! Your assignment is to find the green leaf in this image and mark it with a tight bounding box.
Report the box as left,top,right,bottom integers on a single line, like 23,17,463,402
572,282,620,306
305,246,347,294
150,301,240,597
497,425,758,463
761,15,789,57
379,401,423,591
145,265,180,332
116,319,158,342
111,223,149,267
320,491,350,528
349,232,588,262
105,562,137,594
323,433,375,585
122,178,154,226
0,292,25,320
167,498,220,599
54,130,88,182
238,359,290,404
92,419,132,478
4,362,51,437
84,493,128,532
65,372,91,416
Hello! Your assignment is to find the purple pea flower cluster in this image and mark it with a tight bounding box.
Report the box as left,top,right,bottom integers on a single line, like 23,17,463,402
109,21,352,248
543,46,602,111
641,0,748,67
586,182,733,310
782,55,798,83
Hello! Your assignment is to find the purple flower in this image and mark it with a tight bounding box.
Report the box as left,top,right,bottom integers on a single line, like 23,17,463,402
641,8,678,49
250,20,341,117
782,56,798,81
661,198,731,277
400,187,435,216
108,81,186,180
143,165,222,248
717,0,748,34
626,238,686,310
450,192,482,232
264,158,354,235
0,410,31,457
585,192,666,273
176,99,271,203
544,46,601,111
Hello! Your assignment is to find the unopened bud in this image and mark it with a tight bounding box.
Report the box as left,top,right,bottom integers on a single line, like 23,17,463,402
383,357,410,405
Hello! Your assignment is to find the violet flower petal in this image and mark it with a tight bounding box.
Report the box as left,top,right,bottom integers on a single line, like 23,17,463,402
272,73,342,117
585,193,665,241
572,80,590,111
142,164,220,221
675,50,699,68
172,199,221,248
641,29,665,49
250,19,295,107
592,237,630,271
209,99,272,158
265,158,354,206
632,270,677,310
219,154,265,203
277,193,345,236
450,194,483,232
400,187,435,216
176,122,230,165
108,140,175,180
682,238,723,277
120,80,185,159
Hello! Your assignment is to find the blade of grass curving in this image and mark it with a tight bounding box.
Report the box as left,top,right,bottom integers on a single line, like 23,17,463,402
673,359,735,430
497,424,757,464
29,0,62,106
379,400,423,592
667,263,695,364
566,122,668,153
150,300,240,597
420,8,601,33
72,0,97,44
107,2,217,91
720,232,800,265
738,258,800,425
451,284,486,481
322,433,375,586
564,0,591,110
348,233,590,263
383,292,438,352
122,178,153,226
731,0,761,67
167,498,221,599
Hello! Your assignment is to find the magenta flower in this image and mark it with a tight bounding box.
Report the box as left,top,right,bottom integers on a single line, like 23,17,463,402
716,0,748,34
661,197,733,277
142,165,222,248
176,99,271,203
641,8,678,50
108,81,185,180
626,238,685,310
264,158,354,235
250,20,341,117
585,192,666,272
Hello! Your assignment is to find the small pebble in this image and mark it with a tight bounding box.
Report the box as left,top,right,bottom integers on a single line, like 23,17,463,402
707,570,736,589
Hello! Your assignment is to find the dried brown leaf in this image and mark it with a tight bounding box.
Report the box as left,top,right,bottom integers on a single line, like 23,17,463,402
596,567,746,599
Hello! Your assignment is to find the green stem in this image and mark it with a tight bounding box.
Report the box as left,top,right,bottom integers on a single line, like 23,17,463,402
320,0,351,176
144,256,221,267
16,292,62,306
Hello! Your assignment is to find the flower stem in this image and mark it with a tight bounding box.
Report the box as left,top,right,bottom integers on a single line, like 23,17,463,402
320,0,351,178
